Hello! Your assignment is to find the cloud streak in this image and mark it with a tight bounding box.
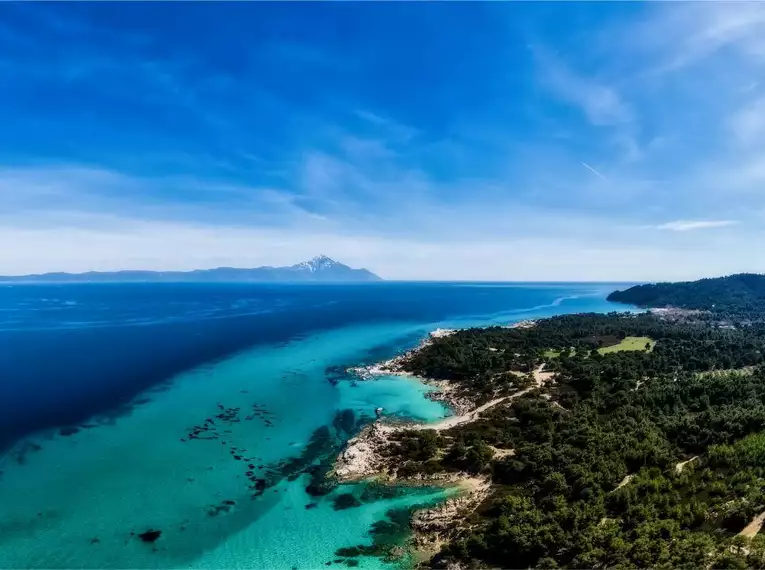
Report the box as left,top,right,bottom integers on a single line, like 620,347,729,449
580,161,609,181
656,220,739,232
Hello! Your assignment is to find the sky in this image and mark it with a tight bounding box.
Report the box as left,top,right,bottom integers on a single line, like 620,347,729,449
1,2,764,281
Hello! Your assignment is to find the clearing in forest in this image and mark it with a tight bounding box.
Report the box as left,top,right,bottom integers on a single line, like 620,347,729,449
544,337,655,358
598,336,655,354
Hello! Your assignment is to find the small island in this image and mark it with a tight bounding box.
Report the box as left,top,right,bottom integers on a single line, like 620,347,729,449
332,274,765,568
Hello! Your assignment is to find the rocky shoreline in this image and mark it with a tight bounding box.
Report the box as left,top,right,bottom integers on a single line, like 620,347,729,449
330,424,492,564
333,326,506,564
330,419,493,564
347,328,456,379
331,422,392,482
409,477,492,561
332,320,546,564
347,328,477,418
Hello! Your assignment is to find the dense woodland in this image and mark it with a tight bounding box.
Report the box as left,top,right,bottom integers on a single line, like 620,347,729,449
402,312,765,405
608,273,765,320
385,278,765,568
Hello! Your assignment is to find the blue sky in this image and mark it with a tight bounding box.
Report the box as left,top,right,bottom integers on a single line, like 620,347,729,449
1,2,764,280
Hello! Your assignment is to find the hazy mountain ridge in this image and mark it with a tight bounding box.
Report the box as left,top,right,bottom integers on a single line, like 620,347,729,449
0,255,382,283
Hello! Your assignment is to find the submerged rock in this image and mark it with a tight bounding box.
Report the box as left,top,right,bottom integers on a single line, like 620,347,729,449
333,409,357,436
332,493,362,510
137,529,161,543
12,444,38,465
207,502,234,517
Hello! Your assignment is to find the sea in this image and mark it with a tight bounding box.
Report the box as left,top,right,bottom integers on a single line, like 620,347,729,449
0,281,630,569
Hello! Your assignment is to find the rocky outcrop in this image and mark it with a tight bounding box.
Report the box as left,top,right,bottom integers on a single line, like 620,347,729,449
422,380,475,416
347,329,455,380
331,424,391,481
410,478,492,557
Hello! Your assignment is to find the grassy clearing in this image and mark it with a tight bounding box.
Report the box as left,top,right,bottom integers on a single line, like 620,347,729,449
544,346,578,358
544,337,654,359
697,366,756,379
598,336,655,355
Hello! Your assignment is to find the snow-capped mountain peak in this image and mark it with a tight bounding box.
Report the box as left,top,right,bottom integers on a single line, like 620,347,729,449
293,255,339,273
311,254,336,266
275,255,379,281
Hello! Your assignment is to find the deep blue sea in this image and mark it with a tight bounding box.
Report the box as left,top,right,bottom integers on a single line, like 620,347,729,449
0,282,631,568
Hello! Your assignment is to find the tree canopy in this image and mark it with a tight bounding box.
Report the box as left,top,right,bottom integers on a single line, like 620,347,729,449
381,307,765,568
608,273,765,320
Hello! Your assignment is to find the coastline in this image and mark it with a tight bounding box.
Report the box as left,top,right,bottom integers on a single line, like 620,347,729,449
347,327,478,418
332,319,542,564
0,283,635,569
347,320,538,418
409,476,492,562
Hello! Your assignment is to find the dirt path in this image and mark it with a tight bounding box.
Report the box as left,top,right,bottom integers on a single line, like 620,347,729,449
740,511,765,538
675,456,699,473
382,364,554,433
489,445,515,459
615,474,634,490
533,363,554,385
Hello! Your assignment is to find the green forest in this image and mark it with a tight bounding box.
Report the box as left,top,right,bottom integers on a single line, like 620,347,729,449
608,273,765,320
384,278,765,568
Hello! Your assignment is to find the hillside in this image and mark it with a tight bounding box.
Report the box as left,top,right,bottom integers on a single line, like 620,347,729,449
338,312,765,569
0,255,382,283
608,273,765,318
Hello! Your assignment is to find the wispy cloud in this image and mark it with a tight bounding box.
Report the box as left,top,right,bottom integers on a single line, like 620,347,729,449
533,47,632,126
354,109,419,143
661,3,765,71
610,3,765,82
729,96,765,145
0,164,331,229
656,220,739,232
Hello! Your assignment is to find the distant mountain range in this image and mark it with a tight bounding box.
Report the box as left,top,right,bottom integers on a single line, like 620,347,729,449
0,255,382,283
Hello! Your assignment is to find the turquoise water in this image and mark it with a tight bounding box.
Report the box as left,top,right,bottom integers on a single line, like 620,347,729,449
0,284,626,568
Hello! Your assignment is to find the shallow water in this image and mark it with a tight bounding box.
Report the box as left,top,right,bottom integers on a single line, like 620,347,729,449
0,282,629,568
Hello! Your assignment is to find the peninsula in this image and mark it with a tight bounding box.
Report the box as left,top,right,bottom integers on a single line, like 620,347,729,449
331,273,765,568
0,255,381,283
